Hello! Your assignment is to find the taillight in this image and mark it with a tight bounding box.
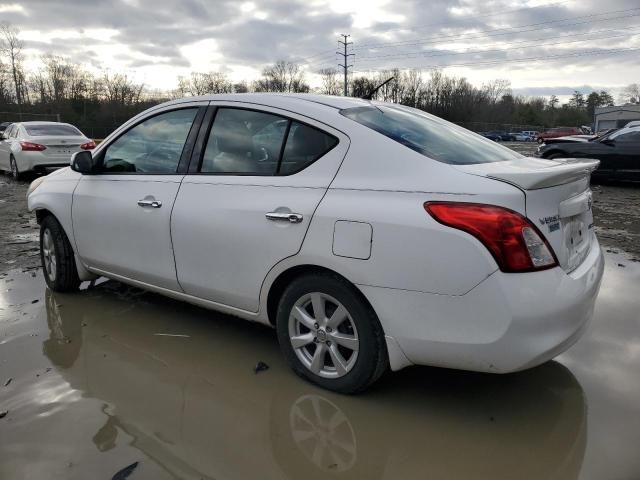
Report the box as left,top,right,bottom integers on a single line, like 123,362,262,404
80,140,96,150
424,202,557,273
19,141,46,151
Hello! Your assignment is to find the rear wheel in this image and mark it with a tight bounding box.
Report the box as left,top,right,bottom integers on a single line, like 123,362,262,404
40,216,81,292
10,155,21,180
276,273,388,394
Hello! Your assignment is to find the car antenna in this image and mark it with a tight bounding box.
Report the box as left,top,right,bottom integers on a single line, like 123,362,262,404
362,77,395,101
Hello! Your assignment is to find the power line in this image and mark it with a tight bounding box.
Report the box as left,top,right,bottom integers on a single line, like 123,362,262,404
355,27,640,63
353,6,640,50
297,0,580,64
351,47,640,73
337,34,354,96
365,0,577,37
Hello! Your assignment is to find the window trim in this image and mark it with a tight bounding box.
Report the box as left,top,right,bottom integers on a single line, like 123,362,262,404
188,105,339,177
92,106,206,176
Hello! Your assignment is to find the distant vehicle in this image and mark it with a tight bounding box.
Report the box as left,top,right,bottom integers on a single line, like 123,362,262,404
0,122,12,133
513,132,535,142
536,127,583,143
482,130,516,141
537,125,640,180
0,121,95,179
26,93,604,393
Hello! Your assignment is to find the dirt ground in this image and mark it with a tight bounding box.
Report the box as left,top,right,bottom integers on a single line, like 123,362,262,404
1,152,640,479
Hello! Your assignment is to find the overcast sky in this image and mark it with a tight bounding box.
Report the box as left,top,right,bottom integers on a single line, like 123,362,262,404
2,0,639,98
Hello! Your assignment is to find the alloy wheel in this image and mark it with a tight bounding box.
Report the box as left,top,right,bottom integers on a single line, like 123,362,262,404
42,228,57,281
10,157,18,179
288,292,359,379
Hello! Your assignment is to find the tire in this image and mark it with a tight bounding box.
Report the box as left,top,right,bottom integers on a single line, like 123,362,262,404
40,215,81,292
10,155,21,180
276,272,388,394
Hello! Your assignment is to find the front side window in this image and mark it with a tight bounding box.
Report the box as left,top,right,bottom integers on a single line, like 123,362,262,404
200,108,338,175
340,105,521,165
102,108,197,174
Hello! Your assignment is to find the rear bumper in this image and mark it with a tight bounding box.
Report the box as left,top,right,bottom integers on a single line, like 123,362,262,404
15,151,71,172
359,238,604,373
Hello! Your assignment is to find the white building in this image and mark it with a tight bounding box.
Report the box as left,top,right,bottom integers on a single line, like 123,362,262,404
594,104,640,131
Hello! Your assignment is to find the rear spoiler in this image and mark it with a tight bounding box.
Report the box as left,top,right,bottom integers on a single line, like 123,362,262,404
456,157,600,190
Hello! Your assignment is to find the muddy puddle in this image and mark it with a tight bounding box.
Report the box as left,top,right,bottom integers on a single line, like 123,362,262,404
0,250,639,479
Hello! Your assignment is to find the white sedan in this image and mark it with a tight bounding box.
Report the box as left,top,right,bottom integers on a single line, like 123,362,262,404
26,94,604,393
0,121,95,179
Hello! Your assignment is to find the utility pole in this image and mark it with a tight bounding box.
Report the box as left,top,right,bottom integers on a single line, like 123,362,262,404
337,34,354,96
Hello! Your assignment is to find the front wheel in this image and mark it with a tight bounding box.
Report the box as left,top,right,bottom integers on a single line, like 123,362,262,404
40,216,81,292
276,273,388,394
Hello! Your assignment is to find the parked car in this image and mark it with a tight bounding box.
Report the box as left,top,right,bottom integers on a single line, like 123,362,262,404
536,127,583,143
513,132,535,142
482,130,516,141
537,125,640,180
0,121,95,179
27,94,604,393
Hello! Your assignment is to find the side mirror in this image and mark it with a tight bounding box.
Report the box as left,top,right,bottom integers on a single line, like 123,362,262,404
70,151,98,174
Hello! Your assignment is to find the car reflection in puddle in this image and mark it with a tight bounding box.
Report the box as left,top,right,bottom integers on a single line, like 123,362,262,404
29,280,587,480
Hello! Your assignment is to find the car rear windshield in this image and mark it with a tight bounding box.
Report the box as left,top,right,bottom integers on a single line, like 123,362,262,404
340,105,522,165
24,124,82,136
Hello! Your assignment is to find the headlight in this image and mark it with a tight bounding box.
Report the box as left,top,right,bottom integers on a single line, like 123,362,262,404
26,176,46,198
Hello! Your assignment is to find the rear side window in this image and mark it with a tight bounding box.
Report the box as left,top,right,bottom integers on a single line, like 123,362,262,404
280,122,338,175
24,124,82,136
200,108,338,175
341,105,521,165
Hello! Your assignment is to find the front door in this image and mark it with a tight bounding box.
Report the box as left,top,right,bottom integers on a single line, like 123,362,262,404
172,104,348,312
609,129,640,180
72,105,204,290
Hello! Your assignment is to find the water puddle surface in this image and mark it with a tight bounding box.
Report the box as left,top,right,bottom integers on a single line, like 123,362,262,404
0,250,639,479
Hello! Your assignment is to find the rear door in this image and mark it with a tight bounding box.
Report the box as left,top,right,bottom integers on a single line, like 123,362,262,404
73,103,205,290
171,103,348,312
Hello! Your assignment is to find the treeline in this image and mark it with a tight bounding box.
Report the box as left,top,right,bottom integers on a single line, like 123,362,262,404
1,22,637,138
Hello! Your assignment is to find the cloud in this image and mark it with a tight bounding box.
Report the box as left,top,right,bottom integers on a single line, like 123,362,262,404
5,0,640,92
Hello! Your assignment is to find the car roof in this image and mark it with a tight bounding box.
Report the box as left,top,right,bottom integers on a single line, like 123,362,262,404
159,93,374,111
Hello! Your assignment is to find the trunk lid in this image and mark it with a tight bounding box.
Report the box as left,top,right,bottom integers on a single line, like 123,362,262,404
456,157,599,272
31,136,88,158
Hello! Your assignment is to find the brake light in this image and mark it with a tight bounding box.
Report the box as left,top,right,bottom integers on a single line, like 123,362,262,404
19,141,46,151
424,202,557,273
80,140,96,150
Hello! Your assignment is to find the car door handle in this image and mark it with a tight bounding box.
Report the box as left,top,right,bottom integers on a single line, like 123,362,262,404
137,199,162,208
265,211,303,223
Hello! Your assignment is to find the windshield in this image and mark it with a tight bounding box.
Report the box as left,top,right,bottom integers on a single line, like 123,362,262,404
340,105,522,165
24,124,83,136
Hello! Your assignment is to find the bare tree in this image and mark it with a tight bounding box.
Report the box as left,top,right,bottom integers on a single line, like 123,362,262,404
619,83,639,104
254,60,309,93
319,68,340,95
0,22,26,105
482,79,511,104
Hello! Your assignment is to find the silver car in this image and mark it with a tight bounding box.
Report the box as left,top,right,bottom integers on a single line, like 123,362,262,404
0,121,95,179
